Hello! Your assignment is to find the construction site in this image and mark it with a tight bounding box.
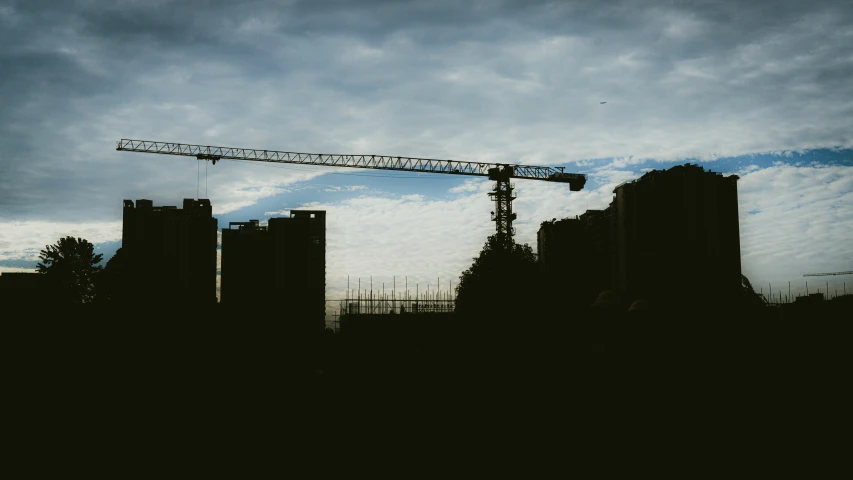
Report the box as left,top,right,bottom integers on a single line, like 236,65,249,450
3,139,849,330
111,138,587,330
3,138,852,390
6,0,853,420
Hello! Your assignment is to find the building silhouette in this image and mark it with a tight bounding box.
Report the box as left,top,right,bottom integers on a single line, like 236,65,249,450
537,216,587,306
220,210,326,330
537,163,741,307
537,210,614,307
537,217,584,267
122,199,218,305
0,272,49,308
578,208,615,296
612,164,741,305
0,272,40,289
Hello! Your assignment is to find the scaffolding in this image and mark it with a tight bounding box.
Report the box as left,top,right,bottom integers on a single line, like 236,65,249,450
336,275,456,318
760,279,849,306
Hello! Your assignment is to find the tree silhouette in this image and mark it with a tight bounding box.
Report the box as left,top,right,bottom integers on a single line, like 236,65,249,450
455,234,540,323
96,247,128,304
38,236,103,304
740,274,768,308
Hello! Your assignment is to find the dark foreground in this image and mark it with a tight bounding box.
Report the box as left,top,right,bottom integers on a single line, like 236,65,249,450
9,298,850,392
5,299,849,464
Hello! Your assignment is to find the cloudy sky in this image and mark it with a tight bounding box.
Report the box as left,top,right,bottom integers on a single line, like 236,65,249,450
2,0,852,319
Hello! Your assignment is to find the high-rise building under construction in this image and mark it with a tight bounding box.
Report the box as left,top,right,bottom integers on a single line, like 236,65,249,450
220,210,326,330
537,209,614,307
612,164,741,304
538,163,741,307
122,198,218,305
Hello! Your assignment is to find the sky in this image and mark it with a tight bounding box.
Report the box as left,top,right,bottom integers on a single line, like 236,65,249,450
1,0,852,320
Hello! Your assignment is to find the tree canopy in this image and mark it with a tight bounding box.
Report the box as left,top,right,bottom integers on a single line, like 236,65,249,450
37,236,103,304
454,234,540,322
740,274,768,308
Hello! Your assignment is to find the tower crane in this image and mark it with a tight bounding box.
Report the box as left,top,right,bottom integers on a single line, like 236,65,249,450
116,139,586,247
803,271,853,277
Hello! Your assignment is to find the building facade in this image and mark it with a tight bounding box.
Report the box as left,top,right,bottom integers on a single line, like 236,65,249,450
221,210,326,330
537,210,614,307
537,163,741,308
611,164,741,305
122,198,218,306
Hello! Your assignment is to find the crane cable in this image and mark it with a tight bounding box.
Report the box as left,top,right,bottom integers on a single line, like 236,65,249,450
195,159,210,199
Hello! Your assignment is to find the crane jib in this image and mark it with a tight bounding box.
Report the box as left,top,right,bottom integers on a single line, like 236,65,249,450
116,139,586,185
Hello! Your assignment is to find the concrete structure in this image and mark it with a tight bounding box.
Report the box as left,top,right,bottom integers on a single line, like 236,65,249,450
537,217,584,268
537,211,614,306
611,164,741,304
579,208,615,296
221,210,326,330
537,163,741,307
122,199,218,305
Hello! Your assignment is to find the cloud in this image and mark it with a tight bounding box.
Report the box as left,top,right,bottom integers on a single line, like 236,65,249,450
0,267,37,274
3,0,852,225
2,0,853,313
0,220,122,262
737,163,853,297
449,179,489,194
210,164,322,215
323,185,368,192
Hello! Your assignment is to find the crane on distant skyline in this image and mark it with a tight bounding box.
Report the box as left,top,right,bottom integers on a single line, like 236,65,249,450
116,139,587,248
803,271,853,277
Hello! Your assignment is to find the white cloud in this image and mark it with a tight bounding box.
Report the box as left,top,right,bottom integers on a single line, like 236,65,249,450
448,179,489,194
267,190,492,310
400,194,425,202
737,164,853,298
0,221,122,262
323,185,368,192
0,267,37,274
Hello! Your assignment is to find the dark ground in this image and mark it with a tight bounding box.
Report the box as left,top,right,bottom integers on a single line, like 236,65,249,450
8,298,849,399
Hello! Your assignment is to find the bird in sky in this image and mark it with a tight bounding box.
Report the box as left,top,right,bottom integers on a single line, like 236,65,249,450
600,101,607,104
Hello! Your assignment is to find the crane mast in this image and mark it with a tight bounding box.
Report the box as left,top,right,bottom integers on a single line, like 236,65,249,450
116,139,586,246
